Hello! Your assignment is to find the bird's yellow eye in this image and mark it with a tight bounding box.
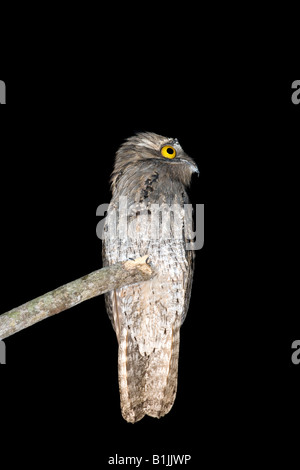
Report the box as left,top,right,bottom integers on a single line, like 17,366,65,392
161,145,176,159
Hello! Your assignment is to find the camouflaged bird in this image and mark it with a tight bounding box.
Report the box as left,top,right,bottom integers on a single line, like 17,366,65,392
102,132,198,423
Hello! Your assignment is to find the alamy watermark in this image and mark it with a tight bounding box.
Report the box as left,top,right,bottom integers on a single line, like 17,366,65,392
0,340,6,364
0,80,6,104
291,340,300,365
291,80,300,105
96,198,204,250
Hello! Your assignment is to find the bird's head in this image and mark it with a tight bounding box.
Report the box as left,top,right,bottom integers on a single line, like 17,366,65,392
111,132,199,192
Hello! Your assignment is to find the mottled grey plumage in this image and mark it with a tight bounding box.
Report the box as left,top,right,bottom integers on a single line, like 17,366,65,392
102,132,198,423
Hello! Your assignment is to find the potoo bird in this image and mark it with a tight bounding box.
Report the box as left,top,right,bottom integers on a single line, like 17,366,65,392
102,132,198,423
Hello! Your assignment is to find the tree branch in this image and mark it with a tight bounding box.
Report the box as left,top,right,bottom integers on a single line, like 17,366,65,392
0,255,154,340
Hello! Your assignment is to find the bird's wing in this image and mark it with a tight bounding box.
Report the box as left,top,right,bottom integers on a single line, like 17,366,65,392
102,226,122,341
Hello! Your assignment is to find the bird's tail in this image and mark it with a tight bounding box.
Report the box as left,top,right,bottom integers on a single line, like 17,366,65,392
118,323,180,423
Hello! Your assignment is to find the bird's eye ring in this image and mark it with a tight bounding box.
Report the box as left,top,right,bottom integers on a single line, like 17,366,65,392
161,145,176,159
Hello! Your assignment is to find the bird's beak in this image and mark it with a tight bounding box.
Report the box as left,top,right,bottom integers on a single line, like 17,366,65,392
181,159,199,176
191,162,200,176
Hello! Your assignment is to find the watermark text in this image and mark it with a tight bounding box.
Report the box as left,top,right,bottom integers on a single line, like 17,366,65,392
291,80,300,105
0,340,6,364
0,80,6,104
291,340,300,365
96,198,204,250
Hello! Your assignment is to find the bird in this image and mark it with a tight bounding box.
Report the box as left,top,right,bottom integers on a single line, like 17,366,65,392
102,132,198,423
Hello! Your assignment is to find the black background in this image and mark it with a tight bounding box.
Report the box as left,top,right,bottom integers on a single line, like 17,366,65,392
1,44,299,467
0,66,211,464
